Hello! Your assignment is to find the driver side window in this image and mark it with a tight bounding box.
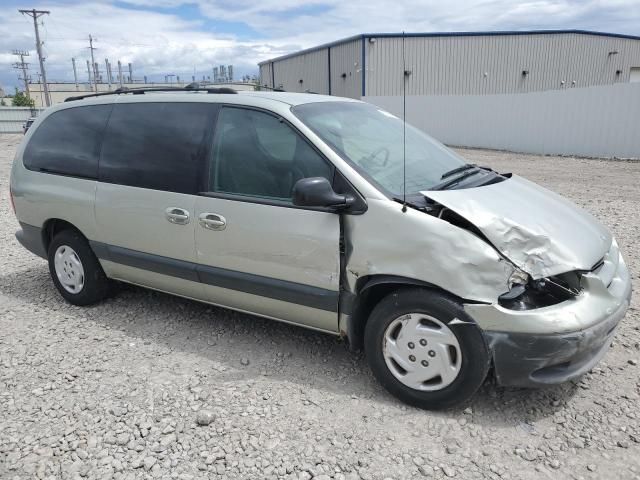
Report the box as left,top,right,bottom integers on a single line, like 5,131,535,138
209,107,333,202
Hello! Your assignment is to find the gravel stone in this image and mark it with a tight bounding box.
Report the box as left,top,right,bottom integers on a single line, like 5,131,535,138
1,135,640,479
195,410,215,426
442,465,456,477
143,457,157,471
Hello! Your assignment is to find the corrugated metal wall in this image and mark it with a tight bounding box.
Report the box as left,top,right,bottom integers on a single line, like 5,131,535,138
0,107,43,133
260,32,640,97
365,82,640,158
272,49,330,94
259,38,362,98
329,39,362,98
259,62,273,88
365,33,640,96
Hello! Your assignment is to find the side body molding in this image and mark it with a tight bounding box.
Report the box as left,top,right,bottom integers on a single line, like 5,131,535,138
90,241,339,312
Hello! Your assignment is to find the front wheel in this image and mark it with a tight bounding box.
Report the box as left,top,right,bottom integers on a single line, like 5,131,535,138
364,288,490,409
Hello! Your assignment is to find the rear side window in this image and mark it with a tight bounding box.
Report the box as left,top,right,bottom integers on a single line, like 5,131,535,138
23,105,112,179
99,103,216,194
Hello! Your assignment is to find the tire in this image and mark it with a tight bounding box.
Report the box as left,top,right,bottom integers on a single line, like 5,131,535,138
364,288,490,409
47,229,111,306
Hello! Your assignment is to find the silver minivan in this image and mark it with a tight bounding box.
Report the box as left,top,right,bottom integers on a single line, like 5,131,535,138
10,88,632,409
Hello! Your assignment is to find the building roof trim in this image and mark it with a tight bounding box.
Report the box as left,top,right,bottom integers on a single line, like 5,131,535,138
258,29,640,65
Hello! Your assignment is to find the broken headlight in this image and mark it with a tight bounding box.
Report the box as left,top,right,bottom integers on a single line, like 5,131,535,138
499,271,581,311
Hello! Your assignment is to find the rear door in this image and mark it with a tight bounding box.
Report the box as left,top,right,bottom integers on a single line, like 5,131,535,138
194,106,341,332
95,101,217,299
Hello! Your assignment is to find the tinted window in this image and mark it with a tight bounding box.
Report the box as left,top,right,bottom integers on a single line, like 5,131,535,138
209,107,333,201
100,103,216,194
23,105,112,179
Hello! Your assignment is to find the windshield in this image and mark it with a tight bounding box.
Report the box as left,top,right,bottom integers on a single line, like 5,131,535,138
292,101,467,196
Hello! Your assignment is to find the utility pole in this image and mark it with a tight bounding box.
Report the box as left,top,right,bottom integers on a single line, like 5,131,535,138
71,57,79,90
88,35,98,92
105,59,112,89
12,50,31,99
117,61,123,87
35,72,44,107
19,9,51,106
128,63,133,83
86,60,92,86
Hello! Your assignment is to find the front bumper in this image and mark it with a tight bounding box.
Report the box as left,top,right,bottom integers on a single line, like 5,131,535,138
464,245,632,387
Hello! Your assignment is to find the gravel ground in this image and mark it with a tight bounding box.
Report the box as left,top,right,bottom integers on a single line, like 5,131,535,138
1,133,639,480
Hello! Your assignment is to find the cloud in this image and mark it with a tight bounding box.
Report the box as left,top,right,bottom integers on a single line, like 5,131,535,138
0,1,279,89
1,0,639,91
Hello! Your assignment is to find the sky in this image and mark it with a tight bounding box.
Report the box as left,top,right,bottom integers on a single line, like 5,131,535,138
1,0,640,92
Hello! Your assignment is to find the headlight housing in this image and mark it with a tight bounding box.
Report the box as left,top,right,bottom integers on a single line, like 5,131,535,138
499,270,581,311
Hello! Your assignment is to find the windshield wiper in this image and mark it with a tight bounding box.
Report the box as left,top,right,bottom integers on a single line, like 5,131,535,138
430,168,484,191
440,163,477,180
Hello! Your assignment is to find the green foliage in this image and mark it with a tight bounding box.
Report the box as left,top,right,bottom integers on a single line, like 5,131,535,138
0,98,6,106
11,88,35,107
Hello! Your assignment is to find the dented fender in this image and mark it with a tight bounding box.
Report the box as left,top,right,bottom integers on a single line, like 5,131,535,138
422,175,611,279
343,198,515,303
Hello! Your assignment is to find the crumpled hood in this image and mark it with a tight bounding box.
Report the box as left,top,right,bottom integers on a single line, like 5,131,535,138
421,175,612,279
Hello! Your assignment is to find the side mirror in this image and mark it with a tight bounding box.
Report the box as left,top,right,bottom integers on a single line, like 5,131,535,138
292,177,354,210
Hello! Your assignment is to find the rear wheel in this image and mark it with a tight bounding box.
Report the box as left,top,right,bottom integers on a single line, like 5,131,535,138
48,229,111,306
364,288,490,409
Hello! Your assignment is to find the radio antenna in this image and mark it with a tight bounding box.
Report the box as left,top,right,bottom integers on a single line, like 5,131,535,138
401,31,407,212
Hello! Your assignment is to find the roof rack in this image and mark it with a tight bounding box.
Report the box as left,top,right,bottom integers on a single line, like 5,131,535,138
197,81,286,92
64,83,237,102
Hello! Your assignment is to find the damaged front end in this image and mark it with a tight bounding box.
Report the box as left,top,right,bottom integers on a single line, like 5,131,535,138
418,175,632,387
467,246,631,387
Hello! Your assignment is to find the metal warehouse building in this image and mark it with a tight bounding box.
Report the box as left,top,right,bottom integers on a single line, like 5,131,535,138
258,30,640,98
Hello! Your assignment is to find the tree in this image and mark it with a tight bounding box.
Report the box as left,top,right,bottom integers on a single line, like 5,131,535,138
0,98,6,106
11,88,34,107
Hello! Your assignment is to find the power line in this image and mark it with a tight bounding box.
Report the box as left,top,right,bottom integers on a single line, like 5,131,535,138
19,9,51,107
12,50,31,99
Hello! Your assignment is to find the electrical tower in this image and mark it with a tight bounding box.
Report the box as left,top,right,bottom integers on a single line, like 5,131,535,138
19,9,51,106
12,50,31,99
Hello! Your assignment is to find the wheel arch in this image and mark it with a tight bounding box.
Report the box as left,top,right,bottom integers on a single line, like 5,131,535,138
41,218,88,254
344,275,473,351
